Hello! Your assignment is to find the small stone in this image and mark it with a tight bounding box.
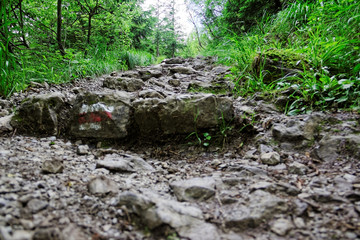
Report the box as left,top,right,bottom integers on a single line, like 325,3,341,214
33,228,62,240
77,145,89,155
170,177,216,202
27,199,48,214
41,159,64,174
258,144,273,154
271,218,294,236
210,159,221,167
62,224,88,240
288,162,308,175
294,217,306,229
168,79,181,87
261,152,281,165
96,154,154,173
88,176,118,195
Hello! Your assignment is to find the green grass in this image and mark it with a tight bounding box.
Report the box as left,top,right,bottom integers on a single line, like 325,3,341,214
0,45,155,98
203,0,360,114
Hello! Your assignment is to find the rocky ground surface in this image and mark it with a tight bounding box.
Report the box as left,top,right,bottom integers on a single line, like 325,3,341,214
1,57,360,240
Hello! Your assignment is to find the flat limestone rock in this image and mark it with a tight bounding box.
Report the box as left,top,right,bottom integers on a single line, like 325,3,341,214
170,177,216,202
87,176,118,194
133,94,233,136
115,191,220,240
96,154,154,173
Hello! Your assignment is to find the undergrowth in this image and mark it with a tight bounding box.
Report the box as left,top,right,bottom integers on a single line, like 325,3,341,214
0,45,155,98
204,0,360,114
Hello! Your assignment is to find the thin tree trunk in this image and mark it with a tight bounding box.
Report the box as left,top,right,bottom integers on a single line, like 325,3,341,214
87,14,91,45
188,10,203,49
57,0,65,55
18,0,29,48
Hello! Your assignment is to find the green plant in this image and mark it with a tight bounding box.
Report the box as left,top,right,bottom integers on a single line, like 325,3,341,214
219,112,233,148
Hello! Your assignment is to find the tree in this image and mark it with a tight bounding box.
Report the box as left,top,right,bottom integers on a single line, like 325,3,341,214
57,0,65,55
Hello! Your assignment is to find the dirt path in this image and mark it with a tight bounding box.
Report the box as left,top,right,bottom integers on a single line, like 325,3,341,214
1,57,360,240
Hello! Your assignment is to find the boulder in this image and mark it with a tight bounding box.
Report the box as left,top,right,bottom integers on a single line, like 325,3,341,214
133,94,233,136
70,91,132,139
11,92,65,135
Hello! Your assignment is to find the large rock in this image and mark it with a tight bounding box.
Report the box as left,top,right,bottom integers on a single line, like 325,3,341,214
70,91,132,139
272,114,321,148
133,94,233,136
115,191,219,240
170,177,216,202
315,134,360,161
224,190,288,230
11,92,65,135
252,49,309,83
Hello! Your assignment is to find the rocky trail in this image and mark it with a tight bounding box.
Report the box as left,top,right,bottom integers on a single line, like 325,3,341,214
0,57,360,240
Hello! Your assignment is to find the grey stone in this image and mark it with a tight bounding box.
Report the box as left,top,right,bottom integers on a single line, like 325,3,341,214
0,114,13,134
0,226,33,240
138,69,162,80
224,190,288,230
258,144,273,154
116,191,219,240
32,228,62,240
27,199,48,213
272,115,321,146
270,218,294,236
96,154,154,173
11,92,65,135
168,79,181,87
288,162,308,175
260,152,281,165
133,94,233,136
316,134,360,161
170,177,216,202
103,77,144,91
139,90,164,99
77,145,89,155
41,159,64,174
87,176,118,194
70,91,132,139
62,224,88,240
170,66,195,74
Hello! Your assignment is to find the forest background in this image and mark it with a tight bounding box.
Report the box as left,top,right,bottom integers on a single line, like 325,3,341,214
1,0,359,114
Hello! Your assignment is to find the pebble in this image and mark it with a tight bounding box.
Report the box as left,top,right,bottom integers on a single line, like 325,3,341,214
260,152,281,165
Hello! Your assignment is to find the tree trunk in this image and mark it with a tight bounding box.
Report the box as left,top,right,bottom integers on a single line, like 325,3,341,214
87,13,93,46
57,0,65,55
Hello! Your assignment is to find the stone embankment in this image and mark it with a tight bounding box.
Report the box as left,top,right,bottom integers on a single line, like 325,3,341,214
0,57,360,239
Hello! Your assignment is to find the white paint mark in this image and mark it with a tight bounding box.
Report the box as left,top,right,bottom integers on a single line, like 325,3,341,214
79,123,102,131
80,103,115,114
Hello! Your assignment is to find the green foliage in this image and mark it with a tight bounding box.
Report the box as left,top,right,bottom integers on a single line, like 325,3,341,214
0,0,159,97
200,0,360,113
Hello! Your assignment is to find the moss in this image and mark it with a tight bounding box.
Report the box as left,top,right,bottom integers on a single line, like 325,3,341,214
252,48,312,83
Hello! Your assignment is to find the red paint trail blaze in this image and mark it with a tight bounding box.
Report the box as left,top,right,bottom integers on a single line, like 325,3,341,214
78,111,113,124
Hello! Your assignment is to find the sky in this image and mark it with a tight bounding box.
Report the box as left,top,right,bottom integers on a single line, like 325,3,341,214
141,0,194,37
